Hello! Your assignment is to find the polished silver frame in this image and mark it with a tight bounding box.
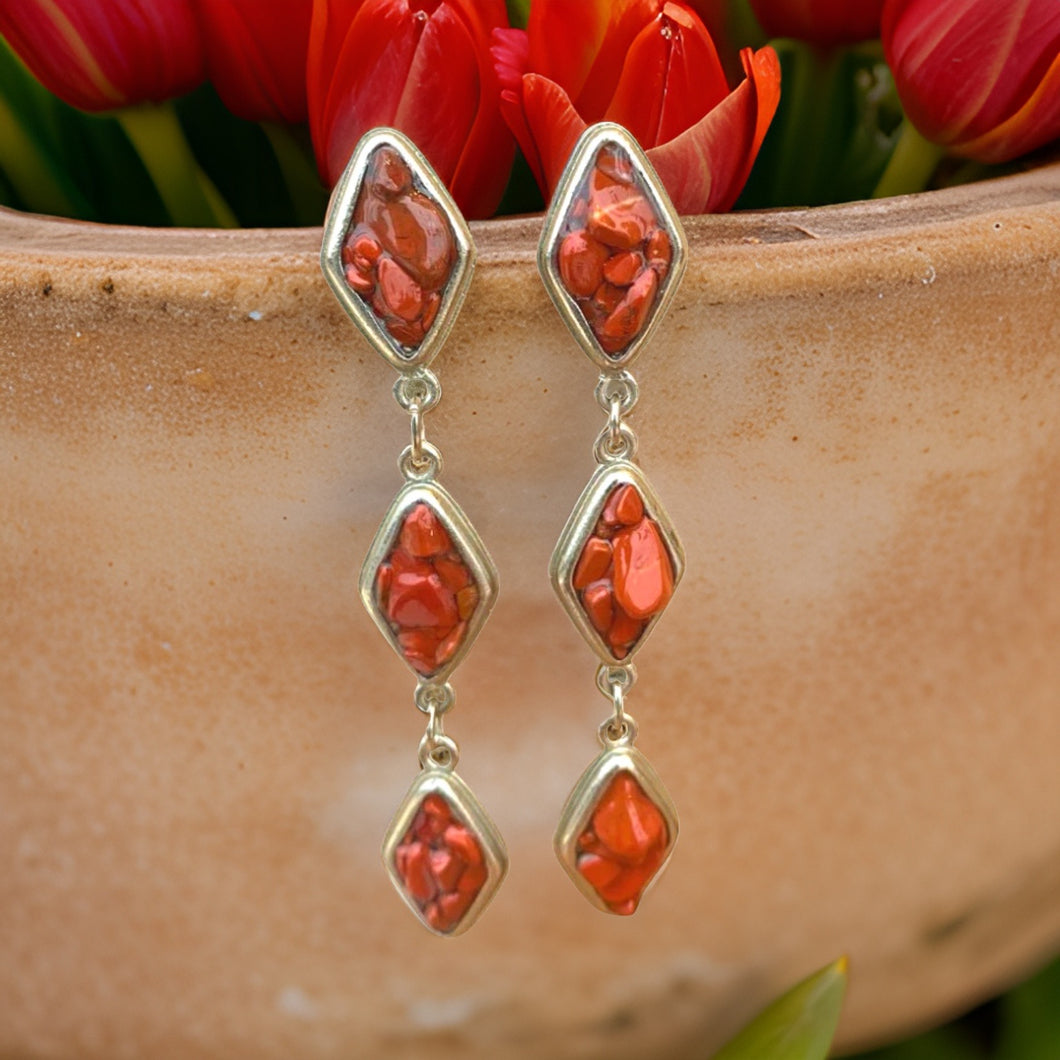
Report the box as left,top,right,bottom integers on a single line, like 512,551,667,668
382,765,508,937
554,743,678,916
537,122,687,371
550,460,684,665
360,480,498,683
320,127,475,371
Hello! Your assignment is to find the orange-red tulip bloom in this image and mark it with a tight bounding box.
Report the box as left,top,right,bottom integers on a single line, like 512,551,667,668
307,0,515,219
748,0,885,47
0,0,204,110
883,0,1060,163
193,0,313,123
492,0,781,214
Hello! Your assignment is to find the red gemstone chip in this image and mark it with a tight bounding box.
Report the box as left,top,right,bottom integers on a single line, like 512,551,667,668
572,483,674,659
374,503,480,677
555,146,673,357
576,771,670,915
393,793,489,934
342,146,456,350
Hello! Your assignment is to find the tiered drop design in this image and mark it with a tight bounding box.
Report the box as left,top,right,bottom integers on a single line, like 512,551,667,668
541,124,685,916
322,129,506,936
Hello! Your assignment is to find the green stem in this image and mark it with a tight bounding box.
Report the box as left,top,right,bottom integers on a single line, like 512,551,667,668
116,103,238,227
260,122,327,226
872,119,946,199
0,95,90,217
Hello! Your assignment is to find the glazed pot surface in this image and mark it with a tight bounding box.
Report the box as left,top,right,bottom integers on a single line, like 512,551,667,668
1,167,1059,1059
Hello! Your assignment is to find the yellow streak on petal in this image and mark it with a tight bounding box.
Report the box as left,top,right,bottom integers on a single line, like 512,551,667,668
33,0,124,105
957,48,1060,162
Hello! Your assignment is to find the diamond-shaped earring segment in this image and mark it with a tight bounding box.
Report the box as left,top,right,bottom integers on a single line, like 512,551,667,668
538,123,686,371
360,483,498,683
383,770,507,937
321,128,475,371
550,461,684,665
554,744,678,916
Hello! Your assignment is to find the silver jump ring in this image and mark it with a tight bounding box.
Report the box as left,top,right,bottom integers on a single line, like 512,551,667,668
594,371,639,416
409,403,427,463
598,711,638,748
593,422,638,464
398,441,442,481
418,731,459,771
596,662,638,700
414,681,455,716
394,367,441,414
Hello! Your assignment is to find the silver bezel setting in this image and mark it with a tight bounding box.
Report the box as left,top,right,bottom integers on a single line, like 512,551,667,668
360,480,498,683
382,766,508,937
320,127,475,371
550,460,684,665
554,743,678,916
537,122,687,371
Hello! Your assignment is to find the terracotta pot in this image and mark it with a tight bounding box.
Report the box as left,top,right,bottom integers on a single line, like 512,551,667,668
2,166,1059,1059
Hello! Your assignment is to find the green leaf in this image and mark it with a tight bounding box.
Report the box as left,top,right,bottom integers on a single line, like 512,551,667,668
996,957,1060,1060
712,957,848,1060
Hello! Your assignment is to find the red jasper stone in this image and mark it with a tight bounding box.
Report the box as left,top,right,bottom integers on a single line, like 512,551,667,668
342,145,457,350
572,537,612,590
553,145,672,358
394,794,488,933
559,230,610,298
600,267,659,352
602,484,644,527
575,771,669,915
375,503,479,677
571,484,675,657
386,570,457,630
612,518,674,620
400,503,451,558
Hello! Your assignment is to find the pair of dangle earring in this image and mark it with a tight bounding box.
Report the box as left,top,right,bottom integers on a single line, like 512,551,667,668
321,121,686,933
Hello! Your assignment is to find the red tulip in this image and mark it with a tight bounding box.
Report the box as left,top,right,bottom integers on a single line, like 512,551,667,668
883,0,1060,164
307,0,515,219
748,0,884,47
492,0,781,214
0,0,204,111
193,0,312,124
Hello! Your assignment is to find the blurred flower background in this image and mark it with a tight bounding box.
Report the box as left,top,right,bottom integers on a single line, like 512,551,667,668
0,0,1056,227
0,0,1057,1055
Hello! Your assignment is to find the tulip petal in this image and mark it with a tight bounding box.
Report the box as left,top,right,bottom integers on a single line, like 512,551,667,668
310,0,422,183
446,0,516,218
956,48,1060,163
648,46,780,213
393,6,478,185
883,0,1060,160
515,73,588,196
194,0,311,124
604,2,730,146
0,0,203,110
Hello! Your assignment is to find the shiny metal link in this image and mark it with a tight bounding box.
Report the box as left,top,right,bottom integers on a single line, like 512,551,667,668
594,371,639,416
393,367,442,414
418,704,460,770
599,710,638,748
593,370,639,464
398,441,442,482
593,421,638,464
414,681,455,716
596,663,638,744
409,402,427,464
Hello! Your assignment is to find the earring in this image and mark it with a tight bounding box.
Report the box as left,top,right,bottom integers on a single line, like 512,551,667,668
538,123,687,915
321,129,506,936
